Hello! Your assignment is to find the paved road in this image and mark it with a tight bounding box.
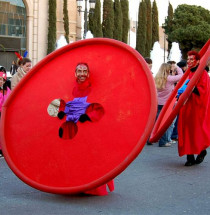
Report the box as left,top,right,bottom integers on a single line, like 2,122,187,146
0,143,210,215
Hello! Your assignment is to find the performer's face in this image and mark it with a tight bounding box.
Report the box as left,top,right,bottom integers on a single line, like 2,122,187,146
187,55,199,69
75,64,89,83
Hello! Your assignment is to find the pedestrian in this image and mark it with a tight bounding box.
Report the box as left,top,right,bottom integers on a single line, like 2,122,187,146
167,61,177,75
144,57,153,145
11,57,32,90
144,57,153,73
177,60,187,73
154,63,183,147
167,60,184,141
0,66,11,89
0,72,11,157
177,50,210,166
10,60,18,76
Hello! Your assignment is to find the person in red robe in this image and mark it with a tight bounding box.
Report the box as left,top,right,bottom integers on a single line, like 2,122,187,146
178,51,210,166
57,63,114,195
57,63,104,139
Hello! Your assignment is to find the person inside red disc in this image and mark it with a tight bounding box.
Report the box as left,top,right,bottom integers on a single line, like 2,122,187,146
177,50,210,166
57,62,114,195
57,63,105,140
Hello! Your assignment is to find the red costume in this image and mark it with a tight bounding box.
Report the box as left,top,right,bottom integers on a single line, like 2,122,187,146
1,39,157,195
58,79,104,139
178,67,210,156
58,72,114,196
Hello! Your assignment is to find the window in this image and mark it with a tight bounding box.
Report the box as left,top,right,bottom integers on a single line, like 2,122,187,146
0,0,26,37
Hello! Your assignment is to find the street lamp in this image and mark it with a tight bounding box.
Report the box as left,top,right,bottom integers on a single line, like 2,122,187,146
76,0,96,39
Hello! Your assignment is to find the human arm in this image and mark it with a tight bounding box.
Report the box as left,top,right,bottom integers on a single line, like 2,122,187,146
167,66,183,84
176,79,190,99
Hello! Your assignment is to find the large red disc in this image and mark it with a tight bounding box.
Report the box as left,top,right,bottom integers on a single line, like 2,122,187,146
150,39,210,143
1,38,157,194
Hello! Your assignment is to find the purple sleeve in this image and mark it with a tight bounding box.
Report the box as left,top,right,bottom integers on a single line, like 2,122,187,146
64,97,90,123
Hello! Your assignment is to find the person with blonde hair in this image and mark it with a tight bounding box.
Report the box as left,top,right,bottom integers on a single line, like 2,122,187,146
154,63,183,147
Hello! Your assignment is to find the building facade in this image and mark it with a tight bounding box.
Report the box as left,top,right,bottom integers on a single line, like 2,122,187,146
0,0,81,70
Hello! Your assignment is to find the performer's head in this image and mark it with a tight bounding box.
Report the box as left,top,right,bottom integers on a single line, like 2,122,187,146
75,63,89,83
187,51,200,69
18,57,32,73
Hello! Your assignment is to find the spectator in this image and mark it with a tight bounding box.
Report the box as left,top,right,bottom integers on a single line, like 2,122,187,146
144,57,153,72
154,63,183,147
177,60,187,73
0,66,11,89
0,72,11,157
11,57,32,90
144,57,153,145
10,60,18,76
167,61,177,75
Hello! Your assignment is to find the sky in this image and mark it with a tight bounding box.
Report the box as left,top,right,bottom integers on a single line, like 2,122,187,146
129,0,210,25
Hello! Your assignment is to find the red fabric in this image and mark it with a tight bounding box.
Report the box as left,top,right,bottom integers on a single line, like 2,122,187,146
84,180,114,196
2,38,157,194
60,121,78,139
72,79,91,97
178,69,210,156
59,99,66,112
86,103,104,122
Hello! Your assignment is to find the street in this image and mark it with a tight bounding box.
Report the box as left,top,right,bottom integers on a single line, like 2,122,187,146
0,143,210,215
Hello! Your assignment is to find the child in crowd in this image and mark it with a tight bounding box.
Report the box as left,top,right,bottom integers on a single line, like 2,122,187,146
0,66,11,89
0,72,11,157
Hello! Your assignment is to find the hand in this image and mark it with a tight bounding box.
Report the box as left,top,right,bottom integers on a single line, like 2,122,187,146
57,111,65,119
176,79,190,98
79,114,91,123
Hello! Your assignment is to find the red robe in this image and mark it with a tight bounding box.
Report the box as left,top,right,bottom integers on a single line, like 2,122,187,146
59,79,114,195
178,67,210,156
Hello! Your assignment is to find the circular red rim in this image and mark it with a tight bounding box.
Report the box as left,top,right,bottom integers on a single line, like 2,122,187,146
1,38,157,194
